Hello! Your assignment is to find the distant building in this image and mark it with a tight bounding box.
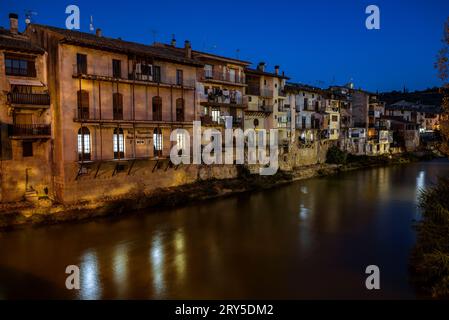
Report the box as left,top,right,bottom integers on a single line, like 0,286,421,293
385,100,443,132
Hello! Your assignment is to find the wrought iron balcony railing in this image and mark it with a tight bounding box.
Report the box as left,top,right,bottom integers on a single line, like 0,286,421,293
8,92,50,106
8,124,51,138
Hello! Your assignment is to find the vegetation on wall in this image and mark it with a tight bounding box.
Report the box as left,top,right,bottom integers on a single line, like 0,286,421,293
411,17,449,298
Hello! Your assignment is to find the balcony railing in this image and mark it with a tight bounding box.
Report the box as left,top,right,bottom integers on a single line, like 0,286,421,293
278,88,286,97
198,70,245,84
8,124,51,138
260,88,273,97
205,93,243,105
258,104,273,113
8,92,50,106
72,64,195,87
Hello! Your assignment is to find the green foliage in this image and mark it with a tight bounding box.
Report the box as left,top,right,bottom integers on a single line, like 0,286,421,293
326,146,347,164
412,176,449,297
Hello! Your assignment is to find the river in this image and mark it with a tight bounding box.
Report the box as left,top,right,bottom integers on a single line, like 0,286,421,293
1,159,448,299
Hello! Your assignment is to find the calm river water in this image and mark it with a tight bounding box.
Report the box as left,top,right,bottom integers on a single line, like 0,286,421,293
1,159,448,299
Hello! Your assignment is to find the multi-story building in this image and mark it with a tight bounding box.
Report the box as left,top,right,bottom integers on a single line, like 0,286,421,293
25,23,203,203
244,63,290,149
352,90,391,155
244,63,289,138
385,100,442,132
284,83,323,146
0,14,52,202
327,86,353,150
193,49,249,130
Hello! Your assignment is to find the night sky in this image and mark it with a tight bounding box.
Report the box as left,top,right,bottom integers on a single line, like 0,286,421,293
1,0,448,92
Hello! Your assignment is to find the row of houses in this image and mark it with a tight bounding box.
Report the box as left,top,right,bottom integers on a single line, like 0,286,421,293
0,14,443,203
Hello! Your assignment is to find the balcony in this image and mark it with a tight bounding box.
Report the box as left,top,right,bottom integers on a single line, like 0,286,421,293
260,88,273,98
198,70,245,85
8,124,51,139
258,104,273,113
246,85,260,96
72,64,195,89
278,88,286,97
8,92,50,107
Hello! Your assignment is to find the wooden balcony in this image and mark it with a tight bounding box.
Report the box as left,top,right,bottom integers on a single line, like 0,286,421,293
8,124,51,139
8,92,50,107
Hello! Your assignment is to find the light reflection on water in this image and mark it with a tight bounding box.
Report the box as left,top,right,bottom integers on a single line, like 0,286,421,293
0,159,448,299
79,250,101,300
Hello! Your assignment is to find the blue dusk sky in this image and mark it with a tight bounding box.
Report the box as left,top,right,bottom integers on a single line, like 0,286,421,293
1,0,448,92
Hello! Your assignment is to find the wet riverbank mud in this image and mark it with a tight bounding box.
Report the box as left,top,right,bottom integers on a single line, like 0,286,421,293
0,152,437,230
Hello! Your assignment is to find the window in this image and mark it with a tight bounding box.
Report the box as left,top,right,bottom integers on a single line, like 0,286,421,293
113,92,123,120
22,141,33,157
152,96,162,121
113,128,125,159
176,69,183,85
332,115,338,122
153,66,161,82
77,90,89,119
77,127,91,161
153,128,163,156
229,68,236,82
176,98,184,122
211,108,220,123
76,53,87,74
176,132,186,151
112,59,121,78
204,64,213,78
5,55,36,77
302,116,306,129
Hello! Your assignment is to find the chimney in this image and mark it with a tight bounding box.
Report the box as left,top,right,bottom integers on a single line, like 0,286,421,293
274,65,280,75
9,13,19,34
257,62,265,72
96,28,102,37
171,34,176,47
184,40,192,59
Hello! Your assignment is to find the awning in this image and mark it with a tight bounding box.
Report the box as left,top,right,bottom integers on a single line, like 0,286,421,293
8,79,45,87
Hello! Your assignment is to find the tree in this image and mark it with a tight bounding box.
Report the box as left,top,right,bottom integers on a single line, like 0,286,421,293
435,17,449,156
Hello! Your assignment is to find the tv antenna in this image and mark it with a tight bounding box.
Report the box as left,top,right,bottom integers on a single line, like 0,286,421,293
236,49,240,59
89,15,94,32
24,10,38,25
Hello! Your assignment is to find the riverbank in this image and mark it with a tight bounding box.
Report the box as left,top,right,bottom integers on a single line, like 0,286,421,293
0,152,436,231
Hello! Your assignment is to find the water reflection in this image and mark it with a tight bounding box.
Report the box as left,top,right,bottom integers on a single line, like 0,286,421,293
113,243,128,296
79,250,101,300
0,159,448,299
150,232,165,297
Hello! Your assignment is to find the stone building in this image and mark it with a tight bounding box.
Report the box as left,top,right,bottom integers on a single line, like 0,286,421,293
352,90,391,155
24,23,215,203
0,14,52,202
284,82,323,146
245,63,290,149
244,64,289,130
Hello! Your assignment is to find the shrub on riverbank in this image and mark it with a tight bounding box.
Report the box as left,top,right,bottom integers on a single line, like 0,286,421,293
412,176,449,297
326,146,347,164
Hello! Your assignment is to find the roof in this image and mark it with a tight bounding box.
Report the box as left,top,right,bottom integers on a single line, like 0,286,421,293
29,24,203,66
386,100,443,114
284,82,322,93
245,67,290,80
0,27,44,54
382,115,419,125
192,50,251,66
151,42,251,66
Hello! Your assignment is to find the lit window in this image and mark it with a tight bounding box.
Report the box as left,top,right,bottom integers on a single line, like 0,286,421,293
177,132,186,151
